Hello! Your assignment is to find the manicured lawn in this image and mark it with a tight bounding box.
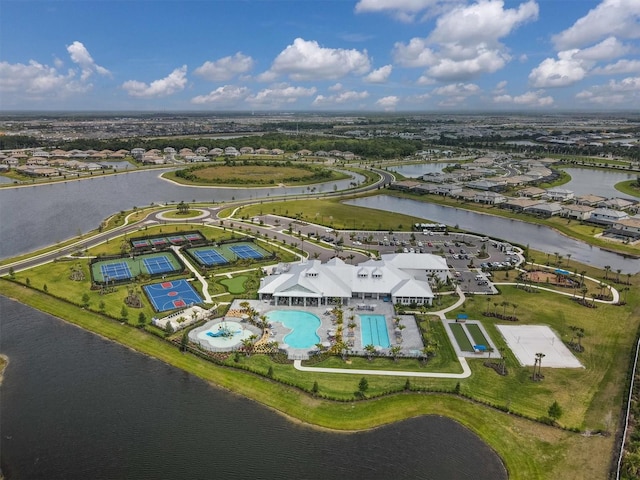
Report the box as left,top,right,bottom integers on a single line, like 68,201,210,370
466,323,490,348
220,275,248,294
450,322,474,351
233,198,426,231
614,179,640,198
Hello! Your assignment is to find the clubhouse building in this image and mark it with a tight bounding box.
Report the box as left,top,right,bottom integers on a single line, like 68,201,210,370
258,253,448,307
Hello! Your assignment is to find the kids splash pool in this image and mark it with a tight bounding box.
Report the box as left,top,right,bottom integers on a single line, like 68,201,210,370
194,320,254,349
266,310,321,349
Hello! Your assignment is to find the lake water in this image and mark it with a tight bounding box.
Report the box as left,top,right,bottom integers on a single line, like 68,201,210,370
345,195,639,273
388,163,452,178
0,296,507,479
563,168,637,200
0,169,363,259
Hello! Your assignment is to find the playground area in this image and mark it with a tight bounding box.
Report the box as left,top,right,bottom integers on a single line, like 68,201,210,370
91,252,183,283
496,325,583,368
189,318,261,351
143,279,203,312
524,269,578,287
186,241,270,267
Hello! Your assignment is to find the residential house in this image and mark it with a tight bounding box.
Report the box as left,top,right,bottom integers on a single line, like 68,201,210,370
501,197,545,212
474,191,506,205
607,217,640,240
524,202,563,217
517,186,546,198
560,204,594,220
575,194,606,206
588,208,629,226
599,198,635,211
545,187,574,201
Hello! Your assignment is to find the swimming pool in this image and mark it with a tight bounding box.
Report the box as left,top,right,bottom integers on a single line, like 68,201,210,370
360,314,391,348
266,310,321,349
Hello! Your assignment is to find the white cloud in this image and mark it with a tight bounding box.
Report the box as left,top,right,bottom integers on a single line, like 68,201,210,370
528,50,588,88
364,65,393,83
191,85,250,105
393,38,438,68
393,0,538,81
66,41,110,81
329,83,343,91
576,76,640,105
194,53,254,81
376,95,399,110
574,37,631,62
429,0,538,46
122,66,188,98
416,75,436,85
433,82,480,96
312,90,370,105
493,90,553,106
247,83,317,107
0,60,84,97
592,59,640,75
261,38,371,81
552,0,640,51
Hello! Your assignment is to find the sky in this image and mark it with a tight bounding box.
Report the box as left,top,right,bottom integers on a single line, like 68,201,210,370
1,0,639,112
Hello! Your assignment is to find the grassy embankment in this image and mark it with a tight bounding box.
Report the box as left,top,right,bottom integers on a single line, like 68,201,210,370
615,180,640,198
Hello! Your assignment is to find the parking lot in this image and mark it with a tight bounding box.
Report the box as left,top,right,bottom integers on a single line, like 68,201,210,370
248,215,521,294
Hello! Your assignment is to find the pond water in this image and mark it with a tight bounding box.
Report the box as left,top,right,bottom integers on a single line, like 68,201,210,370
0,296,507,479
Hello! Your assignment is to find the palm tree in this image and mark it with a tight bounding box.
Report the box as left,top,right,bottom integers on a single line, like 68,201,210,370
498,346,507,375
535,352,545,380
566,253,571,268
616,269,622,283
364,344,376,361
581,285,588,302
604,265,611,280
241,336,256,357
390,345,402,362
511,303,518,319
501,301,510,318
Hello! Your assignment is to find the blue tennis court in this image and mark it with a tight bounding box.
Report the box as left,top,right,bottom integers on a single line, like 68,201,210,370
229,244,264,259
193,248,228,266
143,255,175,275
100,262,133,281
185,233,203,242
143,280,203,312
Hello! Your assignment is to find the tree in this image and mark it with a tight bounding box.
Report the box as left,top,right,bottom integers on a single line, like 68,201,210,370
43,283,48,293
604,265,611,280
8,266,14,278
138,312,147,326
180,331,189,351
390,345,402,361
81,293,90,307
548,401,563,422
311,381,319,396
99,300,106,312
358,377,368,394
120,305,129,320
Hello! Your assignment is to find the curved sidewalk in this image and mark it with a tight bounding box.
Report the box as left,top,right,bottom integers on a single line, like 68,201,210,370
293,357,471,378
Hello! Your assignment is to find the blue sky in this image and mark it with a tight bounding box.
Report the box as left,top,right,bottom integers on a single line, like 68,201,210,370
1,0,639,111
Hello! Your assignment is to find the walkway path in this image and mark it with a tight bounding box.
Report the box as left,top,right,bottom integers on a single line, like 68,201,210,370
169,246,213,303
293,357,471,378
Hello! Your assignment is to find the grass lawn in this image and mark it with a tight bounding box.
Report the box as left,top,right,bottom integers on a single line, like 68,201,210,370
232,197,426,231
219,275,248,294
450,322,474,351
614,179,640,198
161,209,203,219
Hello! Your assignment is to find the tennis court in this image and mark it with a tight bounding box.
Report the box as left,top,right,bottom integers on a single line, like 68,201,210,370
192,248,229,266
144,280,203,312
185,233,203,242
151,238,169,247
132,239,151,248
229,244,265,259
100,262,133,281
143,255,177,275
91,252,183,283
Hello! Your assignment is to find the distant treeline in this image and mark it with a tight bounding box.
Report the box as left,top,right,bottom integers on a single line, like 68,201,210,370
3,133,424,159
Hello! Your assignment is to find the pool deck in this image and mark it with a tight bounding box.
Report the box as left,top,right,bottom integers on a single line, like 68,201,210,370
228,299,425,360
